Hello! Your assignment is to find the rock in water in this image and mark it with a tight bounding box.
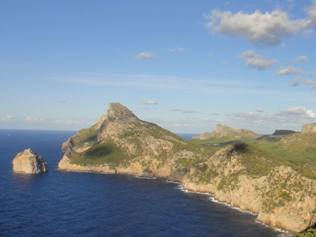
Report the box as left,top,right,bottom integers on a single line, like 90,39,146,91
12,148,49,174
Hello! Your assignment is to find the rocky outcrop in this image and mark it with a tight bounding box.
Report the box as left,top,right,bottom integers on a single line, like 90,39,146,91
58,103,192,173
302,123,316,134
193,124,260,140
13,148,49,174
272,129,297,135
58,103,316,233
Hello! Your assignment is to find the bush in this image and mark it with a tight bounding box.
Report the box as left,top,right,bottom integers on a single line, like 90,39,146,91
296,228,316,237
232,142,249,153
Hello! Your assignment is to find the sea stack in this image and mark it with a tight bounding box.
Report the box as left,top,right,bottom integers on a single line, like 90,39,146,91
13,148,49,174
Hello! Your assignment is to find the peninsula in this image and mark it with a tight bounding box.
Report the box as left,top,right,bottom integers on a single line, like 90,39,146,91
58,103,316,234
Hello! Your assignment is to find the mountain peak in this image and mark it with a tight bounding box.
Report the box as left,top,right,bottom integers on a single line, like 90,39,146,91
107,103,137,119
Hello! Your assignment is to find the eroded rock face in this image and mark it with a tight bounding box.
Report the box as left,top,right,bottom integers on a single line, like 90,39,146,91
13,148,49,174
302,123,316,134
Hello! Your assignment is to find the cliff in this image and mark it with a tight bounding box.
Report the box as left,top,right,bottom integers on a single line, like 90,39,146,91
182,144,316,233
13,148,49,174
58,103,316,233
302,123,316,134
192,124,260,140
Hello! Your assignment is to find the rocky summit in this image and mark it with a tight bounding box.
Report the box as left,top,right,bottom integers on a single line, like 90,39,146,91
58,103,316,233
13,148,49,174
192,124,260,140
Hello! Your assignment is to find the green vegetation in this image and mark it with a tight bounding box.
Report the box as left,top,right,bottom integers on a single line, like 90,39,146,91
142,167,151,173
229,142,284,177
190,132,316,180
71,140,130,167
296,228,316,237
188,137,250,147
72,127,99,146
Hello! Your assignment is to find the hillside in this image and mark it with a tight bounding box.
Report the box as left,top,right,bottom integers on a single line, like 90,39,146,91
59,103,217,176
192,124,260,140
58,103,316,233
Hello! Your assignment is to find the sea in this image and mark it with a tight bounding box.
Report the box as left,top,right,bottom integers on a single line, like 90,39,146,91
0,129,290,236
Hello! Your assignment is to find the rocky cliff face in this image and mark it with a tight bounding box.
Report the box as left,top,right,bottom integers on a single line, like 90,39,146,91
13,148,49,174
193,124,260,140
58,103,316,233
302,123,316,134
181,146,316,233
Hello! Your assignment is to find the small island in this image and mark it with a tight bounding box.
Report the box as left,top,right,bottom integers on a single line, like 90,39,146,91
13,148,49,174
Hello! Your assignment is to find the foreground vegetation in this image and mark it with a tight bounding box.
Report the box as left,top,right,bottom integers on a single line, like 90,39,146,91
189,132,316,180
296,228,316,237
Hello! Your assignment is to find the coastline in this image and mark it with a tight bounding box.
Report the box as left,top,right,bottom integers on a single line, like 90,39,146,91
57,165,294,236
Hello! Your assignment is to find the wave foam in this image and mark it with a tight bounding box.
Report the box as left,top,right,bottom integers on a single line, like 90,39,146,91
135,175,157,180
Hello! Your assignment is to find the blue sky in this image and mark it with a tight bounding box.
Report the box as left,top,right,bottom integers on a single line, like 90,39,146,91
1,0,316,134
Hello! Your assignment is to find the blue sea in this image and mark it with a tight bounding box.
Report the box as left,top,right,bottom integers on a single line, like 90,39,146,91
0,129,287,236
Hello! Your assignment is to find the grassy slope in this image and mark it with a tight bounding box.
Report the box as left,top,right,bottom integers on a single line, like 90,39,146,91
189,133,316,179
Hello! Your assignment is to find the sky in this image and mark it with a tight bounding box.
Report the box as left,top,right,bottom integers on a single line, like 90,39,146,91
1,0,316,134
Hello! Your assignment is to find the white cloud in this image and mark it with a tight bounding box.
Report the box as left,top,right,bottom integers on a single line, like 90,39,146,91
168,47,184,52
297,55,308,62
277,66,302,75
23,117,45,122
53,119,89,125
283,106,316,118
306,79,316,89
301,3,316,28
143,101,158,105
289,77,301,87
136,52,154,59
229,106,316,132
240,50,277,70
1,115,14,121
172,109,198,114
204,8,300,46
204,2,316,47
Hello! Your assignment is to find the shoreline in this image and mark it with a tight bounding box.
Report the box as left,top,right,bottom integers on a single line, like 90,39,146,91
58,166,294,236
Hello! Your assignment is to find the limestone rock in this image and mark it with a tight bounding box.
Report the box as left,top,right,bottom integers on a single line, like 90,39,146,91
13,148,49,174
193,124,260,140
302,123,316,134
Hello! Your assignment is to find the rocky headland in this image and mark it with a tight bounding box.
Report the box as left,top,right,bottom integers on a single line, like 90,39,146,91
58,103,316,233
13,148,49,174
192,124,260,140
